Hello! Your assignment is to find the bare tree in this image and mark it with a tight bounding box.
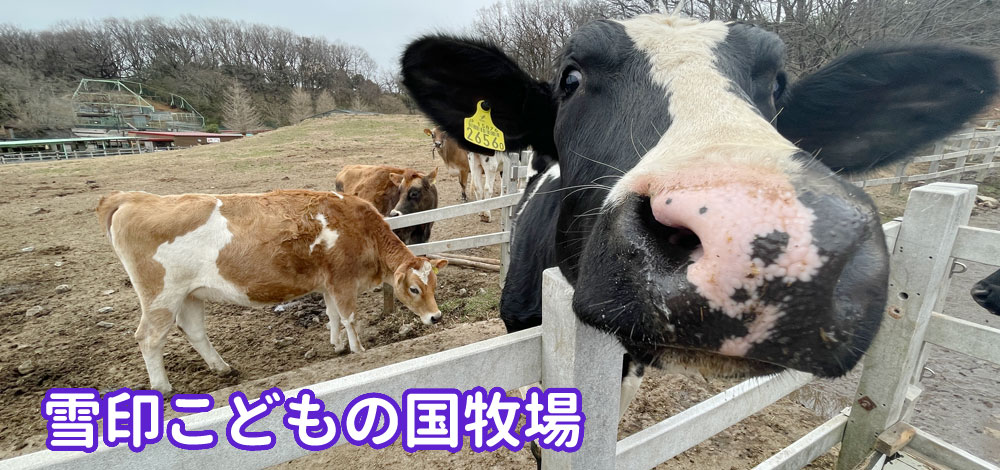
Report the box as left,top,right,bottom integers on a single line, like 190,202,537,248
222,80,261,134
288,87,313,122
0,66,75,134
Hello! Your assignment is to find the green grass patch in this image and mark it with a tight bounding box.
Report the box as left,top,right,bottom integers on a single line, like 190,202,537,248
439,286,501,322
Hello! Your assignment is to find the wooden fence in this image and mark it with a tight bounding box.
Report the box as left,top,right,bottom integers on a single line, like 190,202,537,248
853,125,1000,194
5,183,998,469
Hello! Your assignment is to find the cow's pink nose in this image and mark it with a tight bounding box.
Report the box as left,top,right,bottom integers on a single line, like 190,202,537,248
648,181,824,316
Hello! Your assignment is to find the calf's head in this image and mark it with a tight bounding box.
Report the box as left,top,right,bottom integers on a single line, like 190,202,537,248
394,257,448,324
389,168,439,217
402,14,997,377
423,127,446,151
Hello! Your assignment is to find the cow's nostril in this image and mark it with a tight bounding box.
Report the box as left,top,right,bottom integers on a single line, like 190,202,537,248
667,227,701,251
972,287,990,301
638,197,703,257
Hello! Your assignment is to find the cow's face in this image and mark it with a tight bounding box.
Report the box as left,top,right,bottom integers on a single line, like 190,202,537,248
423,127,446,150
389,168,439,217
394,258,447,324
402,14,997,378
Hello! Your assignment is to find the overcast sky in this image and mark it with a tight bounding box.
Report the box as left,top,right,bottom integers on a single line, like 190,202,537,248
2,0,498,72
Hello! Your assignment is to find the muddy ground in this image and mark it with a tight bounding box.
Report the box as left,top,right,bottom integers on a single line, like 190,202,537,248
0,114,997,468
0,115,503,455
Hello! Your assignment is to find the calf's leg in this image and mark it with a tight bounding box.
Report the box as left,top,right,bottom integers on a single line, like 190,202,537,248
479,155,499,222
458,166,470,202
135,301,177,394
175,296,232,376
323,291,346,353
328,290,364,353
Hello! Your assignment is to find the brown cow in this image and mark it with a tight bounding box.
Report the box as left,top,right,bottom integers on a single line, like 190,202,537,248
424,126,500,221
97,189,447,393
335,164,439,244
424,127,471,201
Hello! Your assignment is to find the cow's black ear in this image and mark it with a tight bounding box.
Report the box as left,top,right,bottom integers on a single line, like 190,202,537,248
776,45,998,173
401,35,557,157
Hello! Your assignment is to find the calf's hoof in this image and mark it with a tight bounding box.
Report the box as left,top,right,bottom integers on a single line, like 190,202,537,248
214,365,238,377
480,213,492,223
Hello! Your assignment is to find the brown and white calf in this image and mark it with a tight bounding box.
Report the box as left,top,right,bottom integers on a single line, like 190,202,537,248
424,126,500,221
97,189,447,393
335,164,439,244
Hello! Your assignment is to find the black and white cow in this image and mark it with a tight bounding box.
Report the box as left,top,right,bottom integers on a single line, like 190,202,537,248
402,14,997,410
971,268,1000,316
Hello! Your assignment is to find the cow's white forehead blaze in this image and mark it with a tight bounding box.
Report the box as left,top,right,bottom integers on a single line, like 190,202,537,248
606,14,800,207
412,261,432,284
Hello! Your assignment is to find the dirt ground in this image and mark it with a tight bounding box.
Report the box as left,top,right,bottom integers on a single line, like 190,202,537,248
0,114,503,455
0,113,994,468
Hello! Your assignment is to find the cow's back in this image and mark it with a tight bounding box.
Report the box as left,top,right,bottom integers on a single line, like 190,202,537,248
439,138,471,173
99,192,233,303
214,191,384,303
100,190,383,305
335,165,405,215
101,192,221,258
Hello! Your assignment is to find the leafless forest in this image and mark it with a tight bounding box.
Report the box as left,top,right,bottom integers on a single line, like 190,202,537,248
1,0,998,135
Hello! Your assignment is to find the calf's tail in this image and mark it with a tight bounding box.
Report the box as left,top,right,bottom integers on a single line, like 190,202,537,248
96,191,128,239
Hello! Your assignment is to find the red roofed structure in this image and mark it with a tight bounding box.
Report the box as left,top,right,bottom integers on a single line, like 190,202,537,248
128,130,244,148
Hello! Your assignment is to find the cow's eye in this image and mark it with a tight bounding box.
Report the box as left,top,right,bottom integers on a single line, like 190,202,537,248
409,189,420,199
409,286,420,295
773,72,787,101
561,68,582,96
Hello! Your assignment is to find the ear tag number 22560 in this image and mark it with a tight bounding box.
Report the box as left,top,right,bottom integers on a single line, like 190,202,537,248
463,100,506,152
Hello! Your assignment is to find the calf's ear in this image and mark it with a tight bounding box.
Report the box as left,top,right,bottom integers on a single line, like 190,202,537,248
776,44,998,173
427,167,438,184
401,35,557,157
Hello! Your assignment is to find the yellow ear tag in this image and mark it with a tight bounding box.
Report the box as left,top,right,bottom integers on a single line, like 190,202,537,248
463,100,506,151
432,267,439,274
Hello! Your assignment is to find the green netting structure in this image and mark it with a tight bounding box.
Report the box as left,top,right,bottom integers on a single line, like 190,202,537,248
71,79,205,131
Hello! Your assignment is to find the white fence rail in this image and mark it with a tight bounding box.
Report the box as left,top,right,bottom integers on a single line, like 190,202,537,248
6,181,998,469
0,146,194,164
853,127,1000,194
5,328,543,469
379,151,533,312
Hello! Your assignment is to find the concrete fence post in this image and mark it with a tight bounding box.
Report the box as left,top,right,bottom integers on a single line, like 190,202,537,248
541,268,624,470
836,183,976,470
499,152,518,285
975,135,1000,182
889,160,909,195
951,138,973,183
